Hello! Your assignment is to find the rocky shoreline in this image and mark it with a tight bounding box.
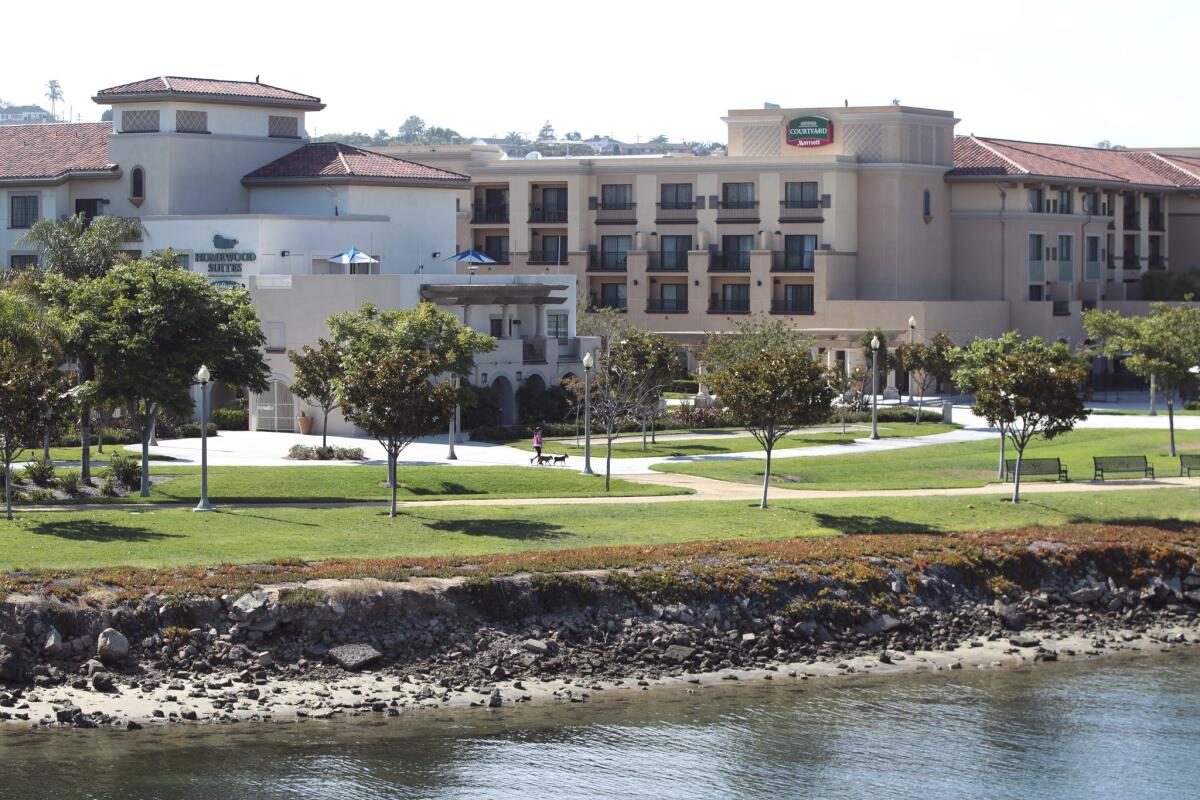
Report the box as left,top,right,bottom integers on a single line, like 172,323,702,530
2,542,1199,730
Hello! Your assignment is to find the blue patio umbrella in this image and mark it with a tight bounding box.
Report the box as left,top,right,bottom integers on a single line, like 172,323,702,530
327,247,378,266
445,249,497,281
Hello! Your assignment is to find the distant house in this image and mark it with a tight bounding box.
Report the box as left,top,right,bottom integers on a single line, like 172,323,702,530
0,105,53,125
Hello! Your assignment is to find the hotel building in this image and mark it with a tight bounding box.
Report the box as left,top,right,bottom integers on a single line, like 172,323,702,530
384,105,1200,379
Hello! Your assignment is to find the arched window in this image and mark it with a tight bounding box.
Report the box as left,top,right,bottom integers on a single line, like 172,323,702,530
130,167,145,206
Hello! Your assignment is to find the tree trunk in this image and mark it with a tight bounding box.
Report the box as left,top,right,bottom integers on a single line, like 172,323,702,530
604,431,613,492
140,411,151,498
997,426,1006,480
1011,444,1024,504
641,418,647,451
651,413,656,444
322,408,329,449
4,455,12,521
1167,398,1177,458
915,377,924,425
840,403,846,435
79,360,93,482
760,445,773,509
388,445,398,517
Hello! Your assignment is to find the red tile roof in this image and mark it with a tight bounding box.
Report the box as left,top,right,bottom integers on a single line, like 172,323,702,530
950,136,1200,187
244,143,469,185
0,122,116,182
95,76,322,107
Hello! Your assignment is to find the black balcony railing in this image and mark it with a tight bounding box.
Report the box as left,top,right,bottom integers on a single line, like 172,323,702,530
588,250,628,270
529,204,568,223
1149,212,1165,231
527,254,570,266
779,199,822,220
647,250,689,271
1148,254,1166,269
595,202,637,223
655,201,697,222
709,250,751,271
771,250,814,271
771,298,814,315
522,339,547,364
709,296,751,313
471,202,509,224
589,294,627,312
1052,300,1071,317
646,297,688,313
1122,252,1140,268
716,200,759,221
1123,213,1141,230
475,246,509,264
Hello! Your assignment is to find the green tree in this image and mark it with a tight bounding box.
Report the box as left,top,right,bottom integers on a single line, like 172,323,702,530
701,314,814,383
45,79,63,120
953,332,1023,478
23,213,144,482
425,126,462,145
565,131,582,141
710,350,833,508
827,364,861,434
503,131,529,145
57,255,269,496
537,121,555,141
898,333,957,424
1085,301,1200,456
399,115,426,143
327,302,495,377
337,348,457,517
0,342,74,519
970,337,1089,503
288,338,343,447
650,134,669,144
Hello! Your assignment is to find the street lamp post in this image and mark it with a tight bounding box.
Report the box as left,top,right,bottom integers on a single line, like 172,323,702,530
870,336,880,440
581,351,594,475
907,315,917,405
193,365,214,512
447,374,459,460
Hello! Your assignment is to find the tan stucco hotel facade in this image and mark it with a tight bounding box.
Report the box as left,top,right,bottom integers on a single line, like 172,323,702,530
384,104,1200,373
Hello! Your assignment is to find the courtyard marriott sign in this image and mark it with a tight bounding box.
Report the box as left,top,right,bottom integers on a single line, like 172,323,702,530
786,115,833,148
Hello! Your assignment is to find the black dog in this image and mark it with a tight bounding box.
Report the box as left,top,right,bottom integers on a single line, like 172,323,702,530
530,454,552,466
551,454,568,466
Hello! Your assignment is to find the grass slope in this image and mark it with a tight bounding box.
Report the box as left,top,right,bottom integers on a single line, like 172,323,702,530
652,428,1200,490
0,486,1195,571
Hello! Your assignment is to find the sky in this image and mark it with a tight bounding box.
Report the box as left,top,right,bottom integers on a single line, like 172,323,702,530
3,0,1197,148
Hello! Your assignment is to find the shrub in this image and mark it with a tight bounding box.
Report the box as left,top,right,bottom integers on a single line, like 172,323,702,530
99,478,122,497
100,428,141,445
670,379,699,394
21,458,55,486
57,471,82,496
335,447,365,460
278,587,326,608
17,487,56,503
669,403,733,429
175,422,218,439
286,444,365,461
1186,401,1200,411
837,407,943,424
460,383,501,430
516,382,572,425
210,408,249,430
106,452,141,487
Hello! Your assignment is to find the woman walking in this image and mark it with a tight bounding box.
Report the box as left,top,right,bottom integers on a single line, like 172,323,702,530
532,427,543,460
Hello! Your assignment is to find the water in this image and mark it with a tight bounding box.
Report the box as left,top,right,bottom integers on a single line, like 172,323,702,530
2,652,1198,799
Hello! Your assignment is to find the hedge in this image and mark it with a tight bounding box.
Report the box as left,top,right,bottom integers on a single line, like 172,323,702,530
211,408,249,430
670,379,699,394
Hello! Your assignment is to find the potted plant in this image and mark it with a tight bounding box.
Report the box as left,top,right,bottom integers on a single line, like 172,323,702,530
296,409,314,435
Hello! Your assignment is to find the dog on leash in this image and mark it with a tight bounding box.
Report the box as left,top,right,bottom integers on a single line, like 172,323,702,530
550,454,568,466
530,454,552,466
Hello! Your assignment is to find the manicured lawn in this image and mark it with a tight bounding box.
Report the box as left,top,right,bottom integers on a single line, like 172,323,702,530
1090,408,1200,416
509,423,958,459
0,487,1195,571
652,427,1200,490
40,465,685,505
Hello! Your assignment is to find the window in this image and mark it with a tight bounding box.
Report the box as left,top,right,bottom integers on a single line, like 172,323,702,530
490,318,504,338
9,254,38,269
541,187,567,215
546,313,569,338
660,235,691,269
9,195,38,228
130,167,145,203
1028,187,1044,213
659,283,687,311
784,181,818,208
1028,284,1044,301
482,235,509,263
268,116,299,138
174,253,190,269
600,184,633,209
176,109,208,134
660,183,693,208
720,283,749,309
263,322,286,352
121,109,160,133
75,199,101,224
721,235,752,268
722,182,755,208
599,235,631,268
783,284,814,314
1028,233,1044,261
783,235,816,270
1057,234,1073,282
922,189,932,219
599,282,627,310
538,235,567,264
1086,236,1101,262
1058,189,1073,214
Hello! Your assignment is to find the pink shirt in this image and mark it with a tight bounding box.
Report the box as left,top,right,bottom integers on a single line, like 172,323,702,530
533,432,543,447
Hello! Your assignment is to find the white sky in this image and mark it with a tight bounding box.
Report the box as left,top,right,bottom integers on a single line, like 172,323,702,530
3,0,1196,147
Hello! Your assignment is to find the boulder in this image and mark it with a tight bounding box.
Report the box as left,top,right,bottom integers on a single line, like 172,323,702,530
488,689,502,708
857,614,904,636
663,645,696,663
91,673,116,693
521,639,550,656
231,592,270,621
43,628,63,657
1068,587,1104,605
0,645,23,682
328,643,381,672
1184,590,1200,606
97,629,130,664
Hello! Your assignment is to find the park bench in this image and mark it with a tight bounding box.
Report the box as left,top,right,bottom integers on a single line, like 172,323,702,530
1092,455,1154,481
1181,454,1200,477
1004,458,1068,482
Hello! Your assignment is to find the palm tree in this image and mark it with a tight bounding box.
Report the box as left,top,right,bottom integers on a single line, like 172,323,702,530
45,80,63,121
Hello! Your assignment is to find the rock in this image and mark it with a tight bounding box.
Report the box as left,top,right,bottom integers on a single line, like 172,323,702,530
857,614,904,636
488,690,502,708
91,673,116,692
328,643,381,672
44,628,63,657
231,592,269,620
1184,590,1200,606
84,659,107,677
1068,587,1104,605
663,645,696,663
126,720,143,731
521,639,550,656
878,651,894,664
0,646,24,682
1009,635,1041,648
994,602,1027,631
97,629,130,664
255,651,274,668
55,706,81,723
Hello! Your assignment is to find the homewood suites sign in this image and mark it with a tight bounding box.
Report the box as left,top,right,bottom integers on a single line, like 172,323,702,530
195,234,255,275
786,115,833,148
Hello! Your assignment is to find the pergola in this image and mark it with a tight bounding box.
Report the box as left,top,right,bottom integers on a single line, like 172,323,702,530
419,283,570,338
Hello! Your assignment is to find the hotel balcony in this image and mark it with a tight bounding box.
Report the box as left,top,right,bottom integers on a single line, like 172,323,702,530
594,202,637,225
770,298,814,315
708,296,750,314
778,199,823,222
655,202,697,224
1085,260,1103,281
1053,300,1071,317
1123,212,1140,231
709,250,751,272
529,205,568,224
526,254,570,267
715,200,759,223
473,245,510,265
588,294,627,312
1056,260,1072,283
1149,212,1166,231
471,202,509,225
771,250,815,272
646,250,689,271
587,250,628,271
1148,254,1166,269
646,297,688,313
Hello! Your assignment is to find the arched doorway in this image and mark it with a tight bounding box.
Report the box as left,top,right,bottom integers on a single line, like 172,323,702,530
255,378,296,432
491,375,516,427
